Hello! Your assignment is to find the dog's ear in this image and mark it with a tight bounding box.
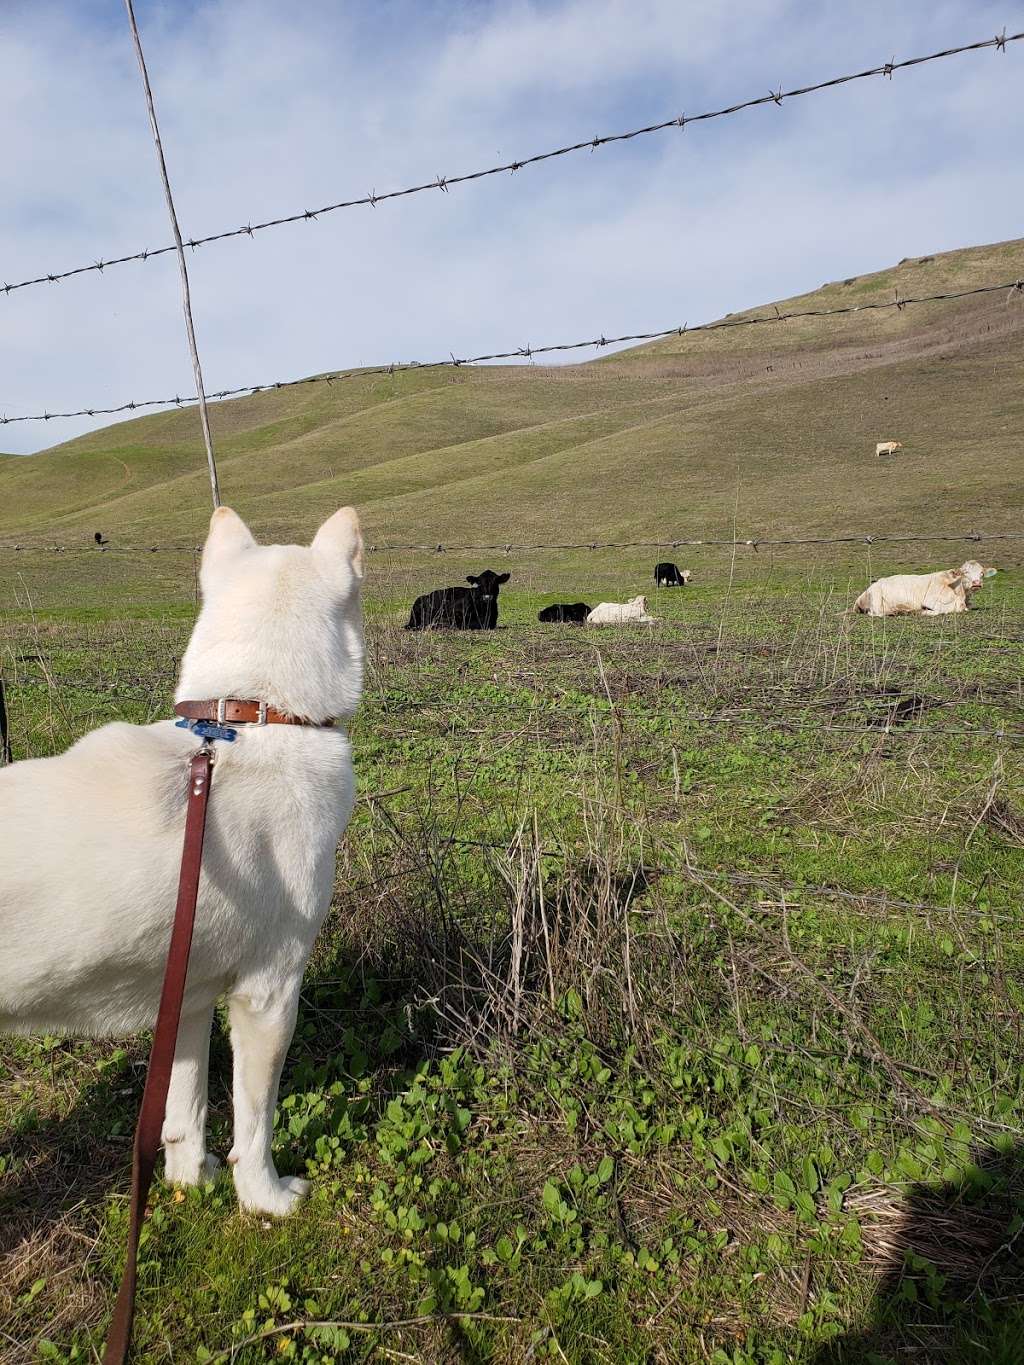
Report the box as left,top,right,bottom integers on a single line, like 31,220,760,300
497,572,510,584
201,507,256,589
312,506,364,580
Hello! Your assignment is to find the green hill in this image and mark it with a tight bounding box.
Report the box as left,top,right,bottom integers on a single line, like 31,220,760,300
2,236,1022,557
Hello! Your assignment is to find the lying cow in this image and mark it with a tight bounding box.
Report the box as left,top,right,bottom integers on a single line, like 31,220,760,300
538,602,591,624
654,562,692,587
406,569,510,630
853,560,996,617
586,595,657,625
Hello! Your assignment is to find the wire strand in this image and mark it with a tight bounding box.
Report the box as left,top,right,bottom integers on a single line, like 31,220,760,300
2,530,1023,554
1,29,1020,300
123,0,221,509
3,273,1023,426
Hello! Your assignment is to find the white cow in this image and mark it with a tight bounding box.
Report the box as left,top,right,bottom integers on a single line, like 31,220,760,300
853,560,996,617
586,595,658,625
875,441,904,457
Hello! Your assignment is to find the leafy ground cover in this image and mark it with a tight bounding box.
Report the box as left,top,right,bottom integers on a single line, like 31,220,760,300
1,562,1022,1363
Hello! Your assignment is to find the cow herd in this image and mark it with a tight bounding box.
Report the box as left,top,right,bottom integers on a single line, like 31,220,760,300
405,560,692,630
404,558,998,630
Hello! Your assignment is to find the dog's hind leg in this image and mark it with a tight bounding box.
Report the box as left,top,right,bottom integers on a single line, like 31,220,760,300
226,985,310,1216
162,1003,219,1187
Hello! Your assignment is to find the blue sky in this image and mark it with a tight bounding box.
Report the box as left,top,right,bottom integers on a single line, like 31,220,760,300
1,0,1022,453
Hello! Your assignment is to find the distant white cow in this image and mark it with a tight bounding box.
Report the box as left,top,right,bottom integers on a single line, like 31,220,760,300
586,595,658,625
853,560,996,617
875,441,904,457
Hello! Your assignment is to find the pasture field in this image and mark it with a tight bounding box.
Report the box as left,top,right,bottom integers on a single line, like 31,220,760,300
1,554,1022,1364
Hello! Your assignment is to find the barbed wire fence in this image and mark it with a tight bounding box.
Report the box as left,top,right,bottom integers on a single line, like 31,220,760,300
0,22,1020,881
1,24,1023,1335
2,529,1023,555
3,275,1024,427
122,0,221,509
1,29,1020,302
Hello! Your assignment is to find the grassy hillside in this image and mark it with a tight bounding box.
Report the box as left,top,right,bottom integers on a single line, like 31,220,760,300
1,238,1022,562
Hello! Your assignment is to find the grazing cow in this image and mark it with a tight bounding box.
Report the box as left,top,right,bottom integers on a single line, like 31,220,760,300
94,531,109,547
406,569,510,630
875,441,904,457
654,562,692,587
586,595,657,625
538,602,591,624
853,560,996,617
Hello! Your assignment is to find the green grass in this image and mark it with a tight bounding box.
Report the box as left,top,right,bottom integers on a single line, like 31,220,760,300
1,237,1023,1362
1,568,1023,1363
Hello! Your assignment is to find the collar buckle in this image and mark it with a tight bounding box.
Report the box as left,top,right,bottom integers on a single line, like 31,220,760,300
215,698,269,725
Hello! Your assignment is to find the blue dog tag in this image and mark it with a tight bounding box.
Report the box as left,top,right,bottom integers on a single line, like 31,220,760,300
175,717,238,742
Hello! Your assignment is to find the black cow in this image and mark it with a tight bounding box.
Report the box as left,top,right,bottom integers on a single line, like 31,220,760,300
406,569,510,630
538,602,591,624
654,561,686,587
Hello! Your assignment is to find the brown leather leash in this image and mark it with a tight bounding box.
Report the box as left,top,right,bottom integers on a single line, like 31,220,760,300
102,746,213,1365
101,700,329,1361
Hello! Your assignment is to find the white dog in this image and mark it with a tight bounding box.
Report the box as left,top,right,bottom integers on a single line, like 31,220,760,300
0,506,364,1215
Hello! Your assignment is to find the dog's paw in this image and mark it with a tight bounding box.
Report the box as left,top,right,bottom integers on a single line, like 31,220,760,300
164,1148,220,1187
234,1171,311,1217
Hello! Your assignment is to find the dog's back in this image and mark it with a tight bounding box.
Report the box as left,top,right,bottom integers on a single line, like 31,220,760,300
0,720,353,1035
1,508,364,1035
0,506,366,1216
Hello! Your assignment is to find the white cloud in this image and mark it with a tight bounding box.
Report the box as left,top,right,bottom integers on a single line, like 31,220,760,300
0,0,1021,454
428,0,770,102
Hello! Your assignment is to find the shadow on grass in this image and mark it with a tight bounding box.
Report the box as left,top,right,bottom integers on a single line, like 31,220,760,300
0,945,430,1264
0,1036,158,1263
813,1143,1024,1365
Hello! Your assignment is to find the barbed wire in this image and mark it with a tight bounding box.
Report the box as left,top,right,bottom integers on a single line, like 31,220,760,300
2,528,1023,554
124,0,221,510
2,30,1020,301
4,266,1024,428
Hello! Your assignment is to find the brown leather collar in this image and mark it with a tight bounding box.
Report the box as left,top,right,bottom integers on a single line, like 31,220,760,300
174,699,333,728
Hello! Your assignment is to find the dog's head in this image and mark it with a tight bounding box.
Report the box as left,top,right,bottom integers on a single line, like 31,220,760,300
177,507,365,721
